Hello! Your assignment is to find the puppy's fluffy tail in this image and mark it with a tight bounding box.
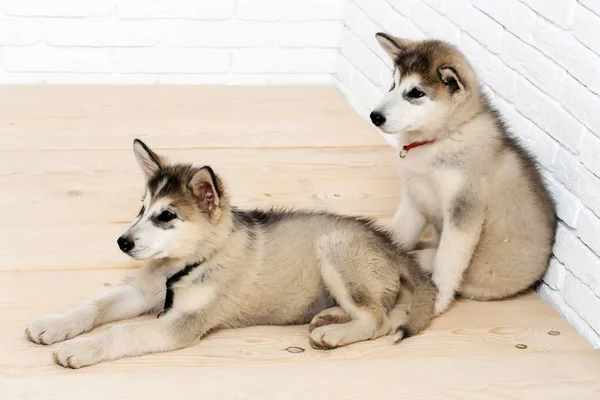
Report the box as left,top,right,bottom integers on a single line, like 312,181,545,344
394,255,437,343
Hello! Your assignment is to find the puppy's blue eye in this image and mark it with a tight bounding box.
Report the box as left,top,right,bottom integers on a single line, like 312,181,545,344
157,210,176,222
407,88,425,98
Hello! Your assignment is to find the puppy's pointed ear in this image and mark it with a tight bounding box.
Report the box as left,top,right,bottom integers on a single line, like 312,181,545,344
133,139,165,180
190,167,221,214
375,32,409,60
438,66,468,101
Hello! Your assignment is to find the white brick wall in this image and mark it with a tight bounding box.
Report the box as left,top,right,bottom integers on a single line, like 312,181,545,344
0,0,344,84
337,0,600,347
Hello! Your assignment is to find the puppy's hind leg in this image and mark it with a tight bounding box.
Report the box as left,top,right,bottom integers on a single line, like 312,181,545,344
309,233,391,350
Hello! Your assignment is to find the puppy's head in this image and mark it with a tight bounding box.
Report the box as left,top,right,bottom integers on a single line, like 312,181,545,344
370,33,480,138
117,139,229,260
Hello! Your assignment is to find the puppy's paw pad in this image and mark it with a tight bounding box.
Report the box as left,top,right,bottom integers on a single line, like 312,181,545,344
309,326,345,350
53,340,97,369
25,316,74,345
308,315,337,332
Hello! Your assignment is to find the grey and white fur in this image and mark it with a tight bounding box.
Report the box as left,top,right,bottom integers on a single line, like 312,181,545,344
370,33,557,316
25,139,436,368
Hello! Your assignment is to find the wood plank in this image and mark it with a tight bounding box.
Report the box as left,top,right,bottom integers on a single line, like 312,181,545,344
0,147,400,228
0,86,387,150
2,352,600,399
0,270,591,377
0,86,357,118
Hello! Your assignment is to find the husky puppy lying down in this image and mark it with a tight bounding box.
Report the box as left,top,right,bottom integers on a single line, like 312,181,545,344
26,139,436,368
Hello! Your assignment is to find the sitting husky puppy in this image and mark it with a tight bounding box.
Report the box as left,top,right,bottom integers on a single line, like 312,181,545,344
370,33,557,316
25,139,436,368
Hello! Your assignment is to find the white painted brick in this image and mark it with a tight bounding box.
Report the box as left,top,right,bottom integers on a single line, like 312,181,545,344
337,55,353,89
519,0,576,29
119,0,235,19
501,32,566,99
281,0,344,21
350,66,385,110
39,74,159,84
539,284,600,348
388,0,414,16
2,0,115,17
280,22,344,48
544,258,567,290
163,21,277,48
409,0,461,46
44,20,160,47
447,2,503,53
473,0,537,41
352,0,391,28
3,47,115,73
554,224,600,295
232,48,337,74
521,122,560,171
0,74,41,84
236,0,343,22
577,207,600,257
358,8,394,65
235,0,281,21
422,0,447,14
580,132,600,177
461,35,517,101
158,75,228,85
515,78,584,153
544,173,583,227
227,74,335,85
554,148,600,218
119,49,230,74
343,0,364,34
387,9,426,41
561,75,600,138
562,272,600,333
340,29,386,85
531,18,600,95
579,0,600,16
0,19,42,46
573,5,600,56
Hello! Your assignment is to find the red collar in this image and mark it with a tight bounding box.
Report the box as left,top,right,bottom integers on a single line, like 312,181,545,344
399,140,435,158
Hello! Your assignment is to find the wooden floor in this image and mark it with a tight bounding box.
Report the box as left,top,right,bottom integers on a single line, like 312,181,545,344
1,86,599,399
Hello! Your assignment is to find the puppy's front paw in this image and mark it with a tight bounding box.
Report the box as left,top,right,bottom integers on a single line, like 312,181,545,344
26,314,88,345
53,338,99,369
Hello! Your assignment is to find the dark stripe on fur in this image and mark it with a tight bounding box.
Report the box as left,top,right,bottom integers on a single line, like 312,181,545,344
159,261,202,317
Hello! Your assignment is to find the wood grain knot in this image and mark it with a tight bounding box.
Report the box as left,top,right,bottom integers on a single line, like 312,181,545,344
515,344,528,350
285,346,305,353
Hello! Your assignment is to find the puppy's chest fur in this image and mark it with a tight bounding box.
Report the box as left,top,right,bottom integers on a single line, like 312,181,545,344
399,150,446,223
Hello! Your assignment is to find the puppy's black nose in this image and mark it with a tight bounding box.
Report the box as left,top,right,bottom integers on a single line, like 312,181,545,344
117,236,135,253
369,111,386,127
